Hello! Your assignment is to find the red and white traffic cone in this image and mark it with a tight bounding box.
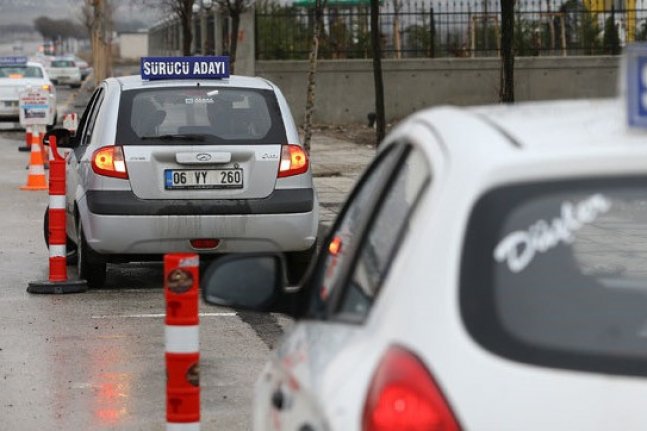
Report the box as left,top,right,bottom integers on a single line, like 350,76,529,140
165,253,200,430
27,135,87,294
20,129,47,190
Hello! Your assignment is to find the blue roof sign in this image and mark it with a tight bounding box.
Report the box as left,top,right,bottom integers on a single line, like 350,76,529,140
140,56,230,81
0,56,28,66
627,44,647,128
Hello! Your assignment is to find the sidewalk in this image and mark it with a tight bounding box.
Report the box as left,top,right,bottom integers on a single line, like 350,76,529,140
310,135,375,231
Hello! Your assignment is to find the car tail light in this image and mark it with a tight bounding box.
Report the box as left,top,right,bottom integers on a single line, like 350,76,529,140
92,146,128,179
41,84,52,92
190,239,220,250
278,144,309,178
362,346,461,431
328,236,343,256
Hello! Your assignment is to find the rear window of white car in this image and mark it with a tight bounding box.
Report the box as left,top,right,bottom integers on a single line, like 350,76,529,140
0,66,43,78
116,86,287,145
461,178,647,377
51,60,75,67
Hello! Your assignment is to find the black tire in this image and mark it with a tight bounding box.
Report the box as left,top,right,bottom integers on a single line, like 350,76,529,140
77,220,106,289
43,207,78,265
285,243,318,285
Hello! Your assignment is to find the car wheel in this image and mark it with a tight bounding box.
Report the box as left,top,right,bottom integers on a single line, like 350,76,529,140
77,219,106,289
285,243,318,285
43,207,77,265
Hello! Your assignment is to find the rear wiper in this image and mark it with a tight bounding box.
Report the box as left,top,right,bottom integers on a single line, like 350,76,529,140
140,134,206,141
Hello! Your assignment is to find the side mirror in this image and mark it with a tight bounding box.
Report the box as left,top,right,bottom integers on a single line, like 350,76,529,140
44,128,74,148
201,253,286,311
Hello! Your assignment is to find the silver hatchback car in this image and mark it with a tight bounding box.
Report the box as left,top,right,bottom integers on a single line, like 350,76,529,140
45,71,318,288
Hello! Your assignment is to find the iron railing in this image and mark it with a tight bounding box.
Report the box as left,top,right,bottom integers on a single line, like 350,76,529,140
255,0,646,59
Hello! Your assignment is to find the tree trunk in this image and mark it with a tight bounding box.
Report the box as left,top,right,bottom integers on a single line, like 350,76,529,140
370,0,385,144
302,0,325,153
500,0,514,102
230,12,241,74
182,12,192,56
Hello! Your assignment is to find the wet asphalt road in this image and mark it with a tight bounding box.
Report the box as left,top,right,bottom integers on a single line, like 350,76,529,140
0,88,290,430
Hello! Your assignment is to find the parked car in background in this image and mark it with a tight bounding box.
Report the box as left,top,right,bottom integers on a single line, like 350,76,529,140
0,57,57,128
47,57,82,88
65,55,91,80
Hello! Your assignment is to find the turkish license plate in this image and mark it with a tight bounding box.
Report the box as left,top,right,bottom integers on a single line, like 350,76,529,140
164,169,243,189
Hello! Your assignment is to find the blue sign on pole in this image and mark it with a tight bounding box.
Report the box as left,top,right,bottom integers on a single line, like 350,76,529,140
140,56,230,81
626,44,647,128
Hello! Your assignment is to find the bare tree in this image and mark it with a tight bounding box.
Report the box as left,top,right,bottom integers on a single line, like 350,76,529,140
302,0,326,153
215,0,254,74
371,0,385,144
500,0,514,102
152,0,195,55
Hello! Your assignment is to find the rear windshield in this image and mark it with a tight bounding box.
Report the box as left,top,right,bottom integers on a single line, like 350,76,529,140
51,60,74,67
0,66,43,78
461,178,647,377
116,86,287,145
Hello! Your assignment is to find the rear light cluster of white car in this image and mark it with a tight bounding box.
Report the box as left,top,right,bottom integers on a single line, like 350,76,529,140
91,146,128,179
278,144,309,178
362,346,461,431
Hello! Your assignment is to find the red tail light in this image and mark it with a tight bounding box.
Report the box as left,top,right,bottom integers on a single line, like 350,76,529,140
190,239,220,250
92,146,128,179
363,346,461,431
278,144,309,178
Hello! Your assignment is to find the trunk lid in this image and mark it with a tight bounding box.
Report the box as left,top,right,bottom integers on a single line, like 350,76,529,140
123,144,281,199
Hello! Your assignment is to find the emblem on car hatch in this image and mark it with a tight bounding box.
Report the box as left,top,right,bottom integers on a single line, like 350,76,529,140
196,153,212,162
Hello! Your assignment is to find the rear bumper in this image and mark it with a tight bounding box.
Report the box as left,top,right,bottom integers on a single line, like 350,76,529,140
86,188,314,215
78,189,319,255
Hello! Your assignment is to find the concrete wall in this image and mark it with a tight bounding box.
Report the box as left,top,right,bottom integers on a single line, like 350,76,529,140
256,56,619,125
119,33,149,60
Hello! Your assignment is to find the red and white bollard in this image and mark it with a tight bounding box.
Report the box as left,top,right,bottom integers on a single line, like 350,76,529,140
27,135,87,294
165,253,200,430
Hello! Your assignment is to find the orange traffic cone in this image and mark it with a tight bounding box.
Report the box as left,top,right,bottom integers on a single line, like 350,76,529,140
20,130,47,191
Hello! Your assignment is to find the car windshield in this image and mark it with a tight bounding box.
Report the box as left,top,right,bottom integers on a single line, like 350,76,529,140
461,177,647,375
51,60,74,68
0,66,43,78
116,86,287,145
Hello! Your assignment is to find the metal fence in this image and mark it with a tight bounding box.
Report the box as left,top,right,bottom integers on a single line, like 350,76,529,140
255,0,647,59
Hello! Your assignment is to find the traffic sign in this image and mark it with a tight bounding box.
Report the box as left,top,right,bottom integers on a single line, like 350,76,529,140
19,88,51,127
626,44,647,128
140,56,230,81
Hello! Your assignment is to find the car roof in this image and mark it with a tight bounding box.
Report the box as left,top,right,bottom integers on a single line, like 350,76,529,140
409,97,647,160
469,98,638,151
112,74,275,91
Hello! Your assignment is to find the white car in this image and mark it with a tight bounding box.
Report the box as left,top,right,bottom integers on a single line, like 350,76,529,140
44,57,318,289
0,58,56,127
202,89,647,430
47,57,82,88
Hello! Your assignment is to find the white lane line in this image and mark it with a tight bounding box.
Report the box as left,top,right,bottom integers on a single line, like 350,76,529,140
91,312,237,319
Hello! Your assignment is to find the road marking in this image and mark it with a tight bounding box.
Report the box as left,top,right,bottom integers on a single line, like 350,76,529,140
91,312,237,319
